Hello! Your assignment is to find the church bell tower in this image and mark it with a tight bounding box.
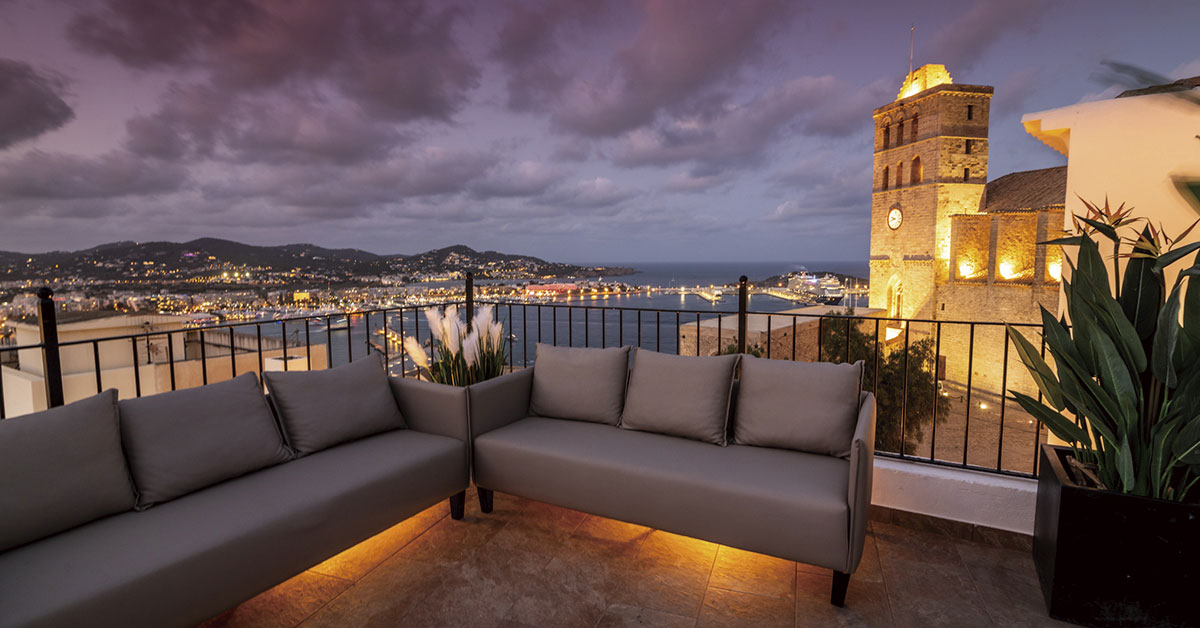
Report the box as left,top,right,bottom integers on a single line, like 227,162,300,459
868,64,993,322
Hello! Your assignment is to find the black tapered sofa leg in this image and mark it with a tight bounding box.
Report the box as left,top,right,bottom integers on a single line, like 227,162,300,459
449,490,465,520
477,487,494,513
831,571,850,607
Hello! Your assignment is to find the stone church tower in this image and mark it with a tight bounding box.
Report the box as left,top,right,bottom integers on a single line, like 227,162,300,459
868,65,993,321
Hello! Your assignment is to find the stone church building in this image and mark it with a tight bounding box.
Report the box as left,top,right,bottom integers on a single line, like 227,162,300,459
868,64,1066,390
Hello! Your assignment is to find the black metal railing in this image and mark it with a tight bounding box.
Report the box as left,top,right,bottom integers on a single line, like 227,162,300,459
2,275,1052,478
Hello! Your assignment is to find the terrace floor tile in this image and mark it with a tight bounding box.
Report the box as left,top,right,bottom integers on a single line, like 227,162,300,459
200,495,1082,628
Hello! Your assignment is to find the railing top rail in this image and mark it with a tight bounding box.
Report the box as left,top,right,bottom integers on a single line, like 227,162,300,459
0,342,47,352
45,300,466,349
473,298,1045,328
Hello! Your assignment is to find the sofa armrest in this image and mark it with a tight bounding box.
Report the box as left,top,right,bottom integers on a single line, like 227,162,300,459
846,391,876,573
389,377,469,442
468,368,534,438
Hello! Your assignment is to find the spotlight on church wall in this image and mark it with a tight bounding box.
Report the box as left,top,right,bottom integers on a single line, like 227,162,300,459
958,261,977,278
1048,261,1062,281
999,261,1017,280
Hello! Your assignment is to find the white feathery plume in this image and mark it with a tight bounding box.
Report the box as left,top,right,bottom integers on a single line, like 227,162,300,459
473,305,493,337
403,336,430,370
462,330,480,367
424,307,444,345
488,320,504,353
444,312,462,354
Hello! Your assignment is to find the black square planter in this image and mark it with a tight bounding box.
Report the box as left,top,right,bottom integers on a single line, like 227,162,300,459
1034,444,1200,627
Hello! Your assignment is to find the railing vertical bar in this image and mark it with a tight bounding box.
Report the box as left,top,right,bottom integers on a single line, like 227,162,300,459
619,310,623,346
0,348,6,419
963,323,976,467
900,325,910,456
656,311,661,352
538,305,543,345
281,321,289,371
872,319,881,396
696,312,701,355
167,331,177,391
568,306,574,347
637,311,642,348
997,334,1010,471
1034,334,1047,474
345,314,353,363
766,315,772,359
305,319,312,371
553,306,558,346
601,308,606,348
585,308,590,347
930,322,942,461
845,318,851,363
508,303,514,371
675,312,681,355
382,312,389,365
199,330,208,385
325,315,333,368
36,288,64,408
256,323,264,374
792,314,797,361
737,277,748,354
131,337,142,398
230,325,237,377
93,340,103,393
522,304,529,367
717,315,722,357
817,317,824,361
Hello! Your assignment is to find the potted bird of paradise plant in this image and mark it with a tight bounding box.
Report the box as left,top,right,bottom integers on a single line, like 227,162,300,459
403,304,507,386
1006,199,1200,627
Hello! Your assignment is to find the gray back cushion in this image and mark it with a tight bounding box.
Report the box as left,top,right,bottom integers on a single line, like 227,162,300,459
0,390,135,551
530,344,631,425
264,353,405,455
620,350,739,445
733,357,864,457
120,372,292,508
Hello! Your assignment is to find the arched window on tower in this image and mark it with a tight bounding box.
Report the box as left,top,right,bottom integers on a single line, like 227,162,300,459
911,156,922,184
911,114,919,142
896,161,904,188
883,125,890,149
882,166,889,190
896,120,904,146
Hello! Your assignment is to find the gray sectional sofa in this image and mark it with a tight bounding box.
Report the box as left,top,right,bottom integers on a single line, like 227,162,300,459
0,355,469,628
469,344,876,606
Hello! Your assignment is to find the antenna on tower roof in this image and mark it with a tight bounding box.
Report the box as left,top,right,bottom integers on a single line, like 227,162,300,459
908,25,915,76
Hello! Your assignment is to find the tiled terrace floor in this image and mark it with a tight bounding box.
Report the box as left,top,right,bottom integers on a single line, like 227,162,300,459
201,491,1076,628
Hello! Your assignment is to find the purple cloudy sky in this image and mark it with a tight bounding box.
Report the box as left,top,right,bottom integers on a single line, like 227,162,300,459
0,0,1197,262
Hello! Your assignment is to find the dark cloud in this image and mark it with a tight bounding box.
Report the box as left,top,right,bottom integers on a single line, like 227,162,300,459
803,78,894,137
470,161,564,198
492,0,799,138
0,59,74,150
926,0,1041,72
543,177,636,209
662,170,735,193
0,150,186,201
613,76,838,169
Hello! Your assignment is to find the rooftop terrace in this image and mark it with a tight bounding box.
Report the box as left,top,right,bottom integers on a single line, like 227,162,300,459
202,490,1071,628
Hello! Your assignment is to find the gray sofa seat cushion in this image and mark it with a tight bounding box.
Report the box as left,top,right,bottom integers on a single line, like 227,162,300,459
474,417,849,570
733,357,863,458
530,344,630,425
0,429,467,628
0,390,135,553
264,354,405,455
620,350,739,445
119,372,292,508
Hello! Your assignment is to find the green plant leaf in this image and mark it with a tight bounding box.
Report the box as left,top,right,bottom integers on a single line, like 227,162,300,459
1153,282,1183,388
1009,391,1090,444
1077,215,1120,243
1154,241,1200,272
1040,236,1083,246
1117,439,1135,492
1006,321,1064,410
1119,227,1164,342
1174,416,1200,465
1092,329,1138,429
